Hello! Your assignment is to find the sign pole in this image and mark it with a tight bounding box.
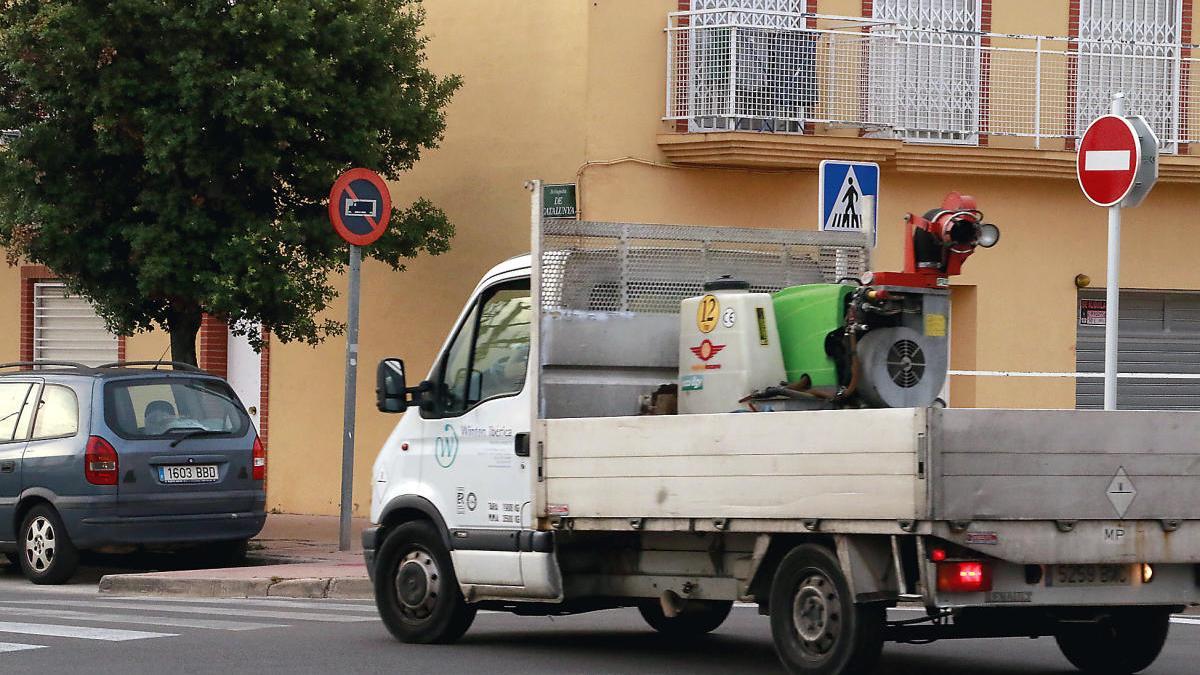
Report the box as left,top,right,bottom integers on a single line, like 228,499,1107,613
339,244,362,551
1103,93,1127,411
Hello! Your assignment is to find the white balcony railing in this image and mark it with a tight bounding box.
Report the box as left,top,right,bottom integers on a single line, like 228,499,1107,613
665,10,1200,153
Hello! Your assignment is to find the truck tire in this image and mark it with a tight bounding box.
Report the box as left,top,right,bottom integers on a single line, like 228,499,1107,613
769,543,885,675
1055,607,1170,674
638,599,733,637
18,505,80,585
373,520,476,644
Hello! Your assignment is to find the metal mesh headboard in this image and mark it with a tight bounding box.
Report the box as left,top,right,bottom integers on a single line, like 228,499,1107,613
538,219,870,314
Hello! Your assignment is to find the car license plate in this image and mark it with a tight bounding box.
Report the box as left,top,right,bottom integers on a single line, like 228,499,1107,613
1047,564,1132,587
158,464,219,484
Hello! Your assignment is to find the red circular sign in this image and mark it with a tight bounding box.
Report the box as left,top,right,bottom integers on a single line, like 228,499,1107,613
328,168,392,246
1077,115,1141,207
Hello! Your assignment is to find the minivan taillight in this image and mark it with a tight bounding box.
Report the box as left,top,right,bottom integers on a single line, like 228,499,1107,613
85,436,119,485
252,436,266,481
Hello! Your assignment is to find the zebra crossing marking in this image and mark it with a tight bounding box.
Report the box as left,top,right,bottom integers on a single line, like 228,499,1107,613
0,621,175,641
0,642,45,653
0,599,375,623
0,606,286,632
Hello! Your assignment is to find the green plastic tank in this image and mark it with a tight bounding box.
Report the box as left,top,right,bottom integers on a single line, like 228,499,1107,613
771,284,853,388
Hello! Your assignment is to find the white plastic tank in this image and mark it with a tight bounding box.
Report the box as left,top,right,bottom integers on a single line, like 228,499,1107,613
678,277,786,414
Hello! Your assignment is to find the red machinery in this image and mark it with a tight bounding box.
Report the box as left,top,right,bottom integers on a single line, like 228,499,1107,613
867,192,1000,289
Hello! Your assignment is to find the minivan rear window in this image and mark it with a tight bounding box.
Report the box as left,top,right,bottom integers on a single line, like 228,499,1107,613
104,378,250,440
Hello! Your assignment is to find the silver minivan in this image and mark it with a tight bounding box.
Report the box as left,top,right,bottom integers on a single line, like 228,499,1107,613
0,361,266,584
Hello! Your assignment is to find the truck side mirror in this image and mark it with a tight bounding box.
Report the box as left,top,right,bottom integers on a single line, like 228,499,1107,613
376,358,409,413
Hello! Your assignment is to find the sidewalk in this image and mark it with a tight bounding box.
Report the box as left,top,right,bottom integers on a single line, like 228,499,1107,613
98,513,374,600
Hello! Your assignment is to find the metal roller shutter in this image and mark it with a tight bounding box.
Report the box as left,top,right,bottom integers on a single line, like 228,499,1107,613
33,282,119,367
1076,290,1200,410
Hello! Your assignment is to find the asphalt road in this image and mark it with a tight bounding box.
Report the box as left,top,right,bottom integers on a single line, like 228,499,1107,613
1,567,1198,674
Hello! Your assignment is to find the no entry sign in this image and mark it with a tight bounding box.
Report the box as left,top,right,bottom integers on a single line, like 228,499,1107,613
1077,115,1158,208
329,168,392,246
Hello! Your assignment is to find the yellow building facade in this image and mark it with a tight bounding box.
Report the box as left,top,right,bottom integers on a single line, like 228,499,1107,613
4,0,1200,516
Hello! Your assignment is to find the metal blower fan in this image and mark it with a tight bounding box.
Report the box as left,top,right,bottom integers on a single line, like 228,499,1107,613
855,326,947,408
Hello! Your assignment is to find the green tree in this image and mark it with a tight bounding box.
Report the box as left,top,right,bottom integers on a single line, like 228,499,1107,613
0,0,459,365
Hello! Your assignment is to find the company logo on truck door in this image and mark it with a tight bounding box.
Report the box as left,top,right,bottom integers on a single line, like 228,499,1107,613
689,339,725,363
435,424,459,468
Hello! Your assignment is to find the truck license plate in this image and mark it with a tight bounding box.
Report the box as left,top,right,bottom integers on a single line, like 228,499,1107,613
158,464,219,484
1047,564,1131,587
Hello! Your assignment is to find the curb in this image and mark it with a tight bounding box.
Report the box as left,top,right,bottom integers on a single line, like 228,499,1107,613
98,574,373,600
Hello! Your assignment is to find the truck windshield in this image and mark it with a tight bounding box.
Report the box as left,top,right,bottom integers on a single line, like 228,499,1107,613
104,378,251,440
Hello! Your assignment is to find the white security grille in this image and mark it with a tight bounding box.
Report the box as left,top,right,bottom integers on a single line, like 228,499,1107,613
687,0,810,132
1077,0,1182,152
871,0,982,143
33,283,118,367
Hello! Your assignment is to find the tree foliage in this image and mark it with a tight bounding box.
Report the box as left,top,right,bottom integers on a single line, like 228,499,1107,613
0,0,460,364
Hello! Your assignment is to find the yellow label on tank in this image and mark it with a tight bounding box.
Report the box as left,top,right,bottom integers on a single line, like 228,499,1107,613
697,294,719,333
924,313,947,337
756,307,769,345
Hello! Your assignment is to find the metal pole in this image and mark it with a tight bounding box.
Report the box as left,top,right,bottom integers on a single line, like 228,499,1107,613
339,244,362,551
1104,206,1120,411
1103,93,1126,411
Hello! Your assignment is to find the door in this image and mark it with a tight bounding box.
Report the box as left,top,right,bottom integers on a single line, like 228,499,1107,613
417,278,532,586
226,325,262,432
0,380,38,543
102,376,258,516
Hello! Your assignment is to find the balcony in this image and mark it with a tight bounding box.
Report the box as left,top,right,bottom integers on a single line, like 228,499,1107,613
660,10,1200,181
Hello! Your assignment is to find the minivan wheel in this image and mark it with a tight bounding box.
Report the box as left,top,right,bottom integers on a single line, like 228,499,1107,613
374,520,476,644
19,505,80,585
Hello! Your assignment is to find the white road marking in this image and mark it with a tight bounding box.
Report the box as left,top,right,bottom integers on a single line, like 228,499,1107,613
0,622,175,641
105,596,377,613
0,599,374,623
1171,616,1200,625
0,606,286,632
1085,150,1131,171
0,642,45,653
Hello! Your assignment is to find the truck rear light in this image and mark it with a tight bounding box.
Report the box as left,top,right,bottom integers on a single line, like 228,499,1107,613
930,547,947,562
937,561,993,593
252,436,266,481
85,436,119,485
1142,563,1154,584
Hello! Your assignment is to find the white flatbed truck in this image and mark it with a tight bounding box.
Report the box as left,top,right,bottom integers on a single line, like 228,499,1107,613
363,185,1200,675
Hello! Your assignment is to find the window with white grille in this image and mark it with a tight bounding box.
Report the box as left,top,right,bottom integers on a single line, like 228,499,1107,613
33,283,118,367
689,0,812,132
1076,0,1181,152
872,0,983,144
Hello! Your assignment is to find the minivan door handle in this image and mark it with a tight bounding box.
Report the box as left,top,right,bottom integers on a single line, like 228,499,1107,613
515,433,530,457
0,460,15,473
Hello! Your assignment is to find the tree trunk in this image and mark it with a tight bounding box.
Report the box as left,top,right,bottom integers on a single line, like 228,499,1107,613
166,305,202,367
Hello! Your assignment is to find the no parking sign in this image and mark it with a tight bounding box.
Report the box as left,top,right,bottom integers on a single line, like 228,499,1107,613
328,168,392,246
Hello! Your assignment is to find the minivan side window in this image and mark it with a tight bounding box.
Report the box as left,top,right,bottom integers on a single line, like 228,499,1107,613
424,279,531,418
31,385,79,440
0,382,34,442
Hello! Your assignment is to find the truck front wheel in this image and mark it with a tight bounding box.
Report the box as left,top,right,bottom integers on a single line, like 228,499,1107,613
374,520,476,644
769,543,885,675
1055,607,1170,674
638,598,732,637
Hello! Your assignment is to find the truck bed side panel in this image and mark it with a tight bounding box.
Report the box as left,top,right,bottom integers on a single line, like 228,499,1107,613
542,408,925,520
931,409,1200,520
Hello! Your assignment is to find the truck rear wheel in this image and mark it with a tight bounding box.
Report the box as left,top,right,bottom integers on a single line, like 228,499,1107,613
374,520,476,644
1055,607,1170,674
769,543,885,675
638,598,732,637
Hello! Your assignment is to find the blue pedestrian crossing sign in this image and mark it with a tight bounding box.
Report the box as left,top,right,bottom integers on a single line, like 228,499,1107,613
819,160,879,245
